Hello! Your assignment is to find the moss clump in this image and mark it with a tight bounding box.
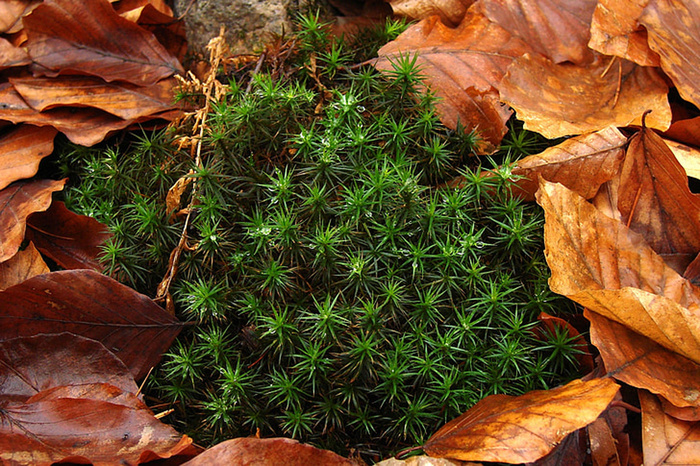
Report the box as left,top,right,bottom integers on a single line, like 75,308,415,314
58,15,582,460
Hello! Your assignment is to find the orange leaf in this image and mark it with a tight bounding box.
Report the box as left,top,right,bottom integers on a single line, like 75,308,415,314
0,242,48,291
0,178,65,263
586,309,700,409
422,378,619,463
0,124,57,191
640,0,700,108
664,116,700,149
665,138,700,180
388,0,474,26
479,0,598,65
10,76,177,120
26,201,112,271
500,53,671,139
375,6,531,153
511,125,627,201
536,179,700,364
640,390,700,464
588,0,660,66
24,0,182,86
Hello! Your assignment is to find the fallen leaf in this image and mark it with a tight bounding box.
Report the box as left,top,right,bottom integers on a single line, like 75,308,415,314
588,0,660,66
661,397,700,422
114,0,173,18
587,417,620,466
586,309,700,409
24,0,183,86
422,377,619,463
0,37,30,69
376,456,474,465
26,201,112,271
479,0,598,65
0,242,48,291
640,390,700,465
0,178,65,264
510,125,627,201
0,0,40,34
0,333,138,401
388,0,474,26
500,53,671,139
536,179,700,364
375,7,531,153
0,269,184,379
10,75,177,120
530,429,588,465
181,437,356,466
0,124,57,191
665,138,700,180
640,0,700,108
664,116,700,148
618,123,700,263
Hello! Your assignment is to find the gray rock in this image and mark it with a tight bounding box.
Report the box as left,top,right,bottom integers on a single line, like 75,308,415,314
173,0,335,57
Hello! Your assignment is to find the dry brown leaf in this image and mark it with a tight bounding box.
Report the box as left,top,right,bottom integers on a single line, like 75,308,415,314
479,0,598,65
376,456,475,465
0,0,40,34
665,138,700,180
640,0,700,108
25,201,112,271
587,417,620,466
0,178,64,264
389,0,474,26
422,377,619,463
0,37,30,69
536,179,700,364
0,269,184,380
0,242,48,291
181,437,356,466
114,0,173,18
0,124,57,191
376,7,531,153
24,0,183,86
640,390,700,464
588,0,661,66
664,116,700,148
586,309,700,409
500,53,671,139
10,76,177,120
510,125,627,201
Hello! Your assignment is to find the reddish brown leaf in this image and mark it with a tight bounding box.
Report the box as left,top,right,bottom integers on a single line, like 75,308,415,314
388,0,474,26
0,178,65,264
181,437,356,466
500,53,671,139
0,37,30,69
536,179,700,364
510,126,627,201
116,2,188,63
0,0,40,34
618,124,700,263
26,201,112,271
587,418,620,466
0,242,48,291
0,389,193,465
664,138,700,181
588,0,660,66
0,333,137,401
665,114,700,148
480,0,598,65
640,390,700,464
24,0,183,86
0,269,183,379
422,378,619,463
0,124,57,191
114,0,173,18
374,457,469,466
10,76,177,120
375,7,531,153
531,429,588,466
586,309,700,410
640,0,700,108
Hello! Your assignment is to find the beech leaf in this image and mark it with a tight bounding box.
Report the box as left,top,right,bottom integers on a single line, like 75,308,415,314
0,242,48,291
640,390,700,464
0,269,184,379
422,377,619,463
0,124,57,191
388,0,474,26
0,37,31,70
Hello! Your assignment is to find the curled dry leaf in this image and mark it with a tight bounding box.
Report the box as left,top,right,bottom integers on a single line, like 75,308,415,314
479,0,598,65
640,390,700,465
0,178,65,264
26,200,112,271
0,333,138,401
588,0,660,67
510,125,627,201
536,179,700,365
422,377,619,463
10,75,178,120
389,0,474,26
499,53,671,139
640,0,700,108
664,138,700,180
0,124,57,191
586,309,700,409
375,7,530,153
0,269,183,380
664,116,700,148
0,0,40,34
587,417,620,466
24,0,182,86
181,437,356,466
0,37,30,69
0,242,48,291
